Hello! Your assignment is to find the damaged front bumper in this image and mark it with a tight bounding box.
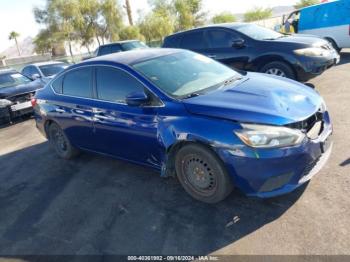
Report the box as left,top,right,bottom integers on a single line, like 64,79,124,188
217,115,333,198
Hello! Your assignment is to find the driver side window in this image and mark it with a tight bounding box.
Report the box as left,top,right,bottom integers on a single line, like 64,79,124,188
95,67,146,104
207,29,239,48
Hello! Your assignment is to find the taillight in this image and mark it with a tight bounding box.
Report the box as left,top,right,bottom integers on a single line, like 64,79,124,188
31,98,37,107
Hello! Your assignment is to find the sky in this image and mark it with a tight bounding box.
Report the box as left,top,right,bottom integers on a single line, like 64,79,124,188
0,0,298,52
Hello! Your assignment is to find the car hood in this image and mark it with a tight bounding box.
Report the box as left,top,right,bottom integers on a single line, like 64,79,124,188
182,73,323,125
0,80,44,98
274,34,328,47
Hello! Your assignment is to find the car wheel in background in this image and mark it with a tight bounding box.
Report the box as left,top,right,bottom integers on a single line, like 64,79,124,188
260,61,296,80
175,144,233,203
48,122,79,159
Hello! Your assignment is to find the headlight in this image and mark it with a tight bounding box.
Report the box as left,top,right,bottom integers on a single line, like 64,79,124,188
0,99,12,108
294,47,329,57
234,124,305,148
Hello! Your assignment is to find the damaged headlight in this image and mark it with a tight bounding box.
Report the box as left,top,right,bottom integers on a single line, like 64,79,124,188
234,124,305,148
294,47,330,57
0,99,12,108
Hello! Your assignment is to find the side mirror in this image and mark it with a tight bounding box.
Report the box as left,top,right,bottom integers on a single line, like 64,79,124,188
126,91,149,106
31,73,41,80
232,39,245,48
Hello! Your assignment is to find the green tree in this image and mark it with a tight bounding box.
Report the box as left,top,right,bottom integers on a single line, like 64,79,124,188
244,7,272,22
75,0,100,53
33,29,53,55
99,0,124,42
119,26,145,41
212,12,236,24
8,31,21,56
294,0,320,9
139,10,174,42
173,0,207,31
33,0,81,58
138,0,175,42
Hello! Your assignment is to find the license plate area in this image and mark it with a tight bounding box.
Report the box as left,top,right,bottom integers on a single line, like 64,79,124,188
10,101,32,111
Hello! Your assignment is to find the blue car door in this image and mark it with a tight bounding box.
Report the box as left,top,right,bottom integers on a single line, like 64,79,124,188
91,66,162,167
51,67,95,149
204,28,250,70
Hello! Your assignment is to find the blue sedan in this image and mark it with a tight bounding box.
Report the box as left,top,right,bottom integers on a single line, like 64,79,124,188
32,49,333,203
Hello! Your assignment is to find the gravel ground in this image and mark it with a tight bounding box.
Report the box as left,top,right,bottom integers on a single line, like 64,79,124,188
0,51,349,257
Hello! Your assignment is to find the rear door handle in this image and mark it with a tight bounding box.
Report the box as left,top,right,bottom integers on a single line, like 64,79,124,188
94,114,114,121
76,105,92,111
92,108,103,114
55,108,65,113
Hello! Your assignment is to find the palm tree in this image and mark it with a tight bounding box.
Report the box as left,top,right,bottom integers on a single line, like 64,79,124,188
8,31,21,56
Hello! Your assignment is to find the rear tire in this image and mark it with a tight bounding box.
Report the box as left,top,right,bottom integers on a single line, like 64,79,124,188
175,144,233,203
48,122,79,159
260,61,296,80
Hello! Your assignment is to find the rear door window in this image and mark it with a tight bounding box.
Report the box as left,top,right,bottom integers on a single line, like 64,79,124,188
179,31,208,50
62,68,92,98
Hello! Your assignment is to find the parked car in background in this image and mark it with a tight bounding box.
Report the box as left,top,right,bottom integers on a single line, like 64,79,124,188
21,61,69,84
94,40,149,57
281,0,350,52
163,23,340,82
0,69,44,124
33,49,332,203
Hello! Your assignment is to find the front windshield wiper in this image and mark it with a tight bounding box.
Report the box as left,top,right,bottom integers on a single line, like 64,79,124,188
181,75,242,100
182,92,201,99
262,35,286,40
221,75,243,87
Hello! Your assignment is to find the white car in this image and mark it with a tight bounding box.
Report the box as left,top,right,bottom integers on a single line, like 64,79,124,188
21,61,69,84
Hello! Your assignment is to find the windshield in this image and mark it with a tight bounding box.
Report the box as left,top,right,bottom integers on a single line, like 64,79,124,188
121,41,148,51
235,24,284,40
133,51,240,98
39,63,68,77
0,72,32,89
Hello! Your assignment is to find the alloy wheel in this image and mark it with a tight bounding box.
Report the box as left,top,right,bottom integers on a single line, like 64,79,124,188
265,68,286,77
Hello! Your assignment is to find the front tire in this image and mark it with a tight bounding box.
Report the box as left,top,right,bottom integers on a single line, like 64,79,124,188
175,144,233,203
48,122,79,159
260,61,295,80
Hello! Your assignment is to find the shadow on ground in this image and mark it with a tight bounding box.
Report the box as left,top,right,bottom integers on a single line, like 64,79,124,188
0,141,307,256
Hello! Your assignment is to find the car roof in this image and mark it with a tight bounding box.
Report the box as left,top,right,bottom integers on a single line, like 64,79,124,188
80,48,182,66
166,23,249,37
0,68,17,75
29,61,66,67
99,40,141,48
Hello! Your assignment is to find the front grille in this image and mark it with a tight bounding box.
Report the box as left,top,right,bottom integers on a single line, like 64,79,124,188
7,92,34,103
286,110,324,133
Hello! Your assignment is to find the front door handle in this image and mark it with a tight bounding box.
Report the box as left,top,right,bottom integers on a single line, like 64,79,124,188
207,54,217,59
